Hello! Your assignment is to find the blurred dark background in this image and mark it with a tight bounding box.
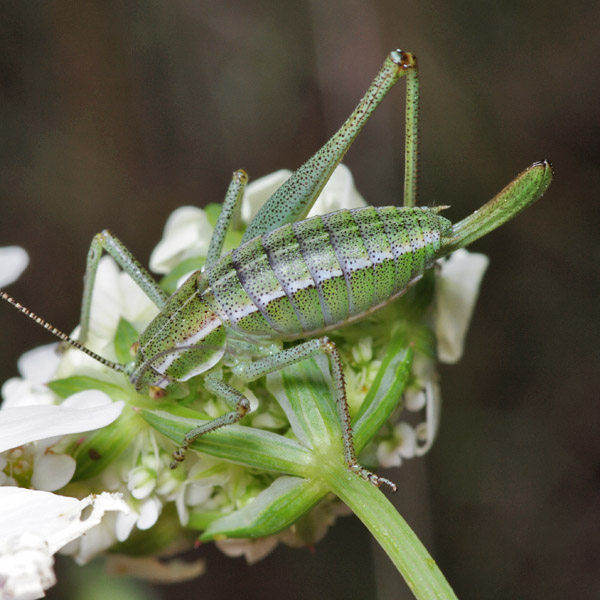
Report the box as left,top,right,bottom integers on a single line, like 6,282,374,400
1,1,598,599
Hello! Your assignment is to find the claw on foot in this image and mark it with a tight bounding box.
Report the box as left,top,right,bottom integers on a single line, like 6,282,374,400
350,464,397,492
170,447,186,469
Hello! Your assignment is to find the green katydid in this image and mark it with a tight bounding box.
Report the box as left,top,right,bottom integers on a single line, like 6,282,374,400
0,49,552,491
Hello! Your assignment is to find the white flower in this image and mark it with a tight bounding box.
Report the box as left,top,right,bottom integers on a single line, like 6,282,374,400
434,249,489,363
0,391,124,454
1,342,124,494
0,246,29,287
0,488,128,600
175,457,232,526
0,389,124,494
2,344,61,409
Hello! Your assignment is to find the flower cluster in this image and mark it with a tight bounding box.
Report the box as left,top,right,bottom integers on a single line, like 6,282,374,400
0,165,488,598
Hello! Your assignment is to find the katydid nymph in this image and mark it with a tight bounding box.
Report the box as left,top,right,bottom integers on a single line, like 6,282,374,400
0,49,552,491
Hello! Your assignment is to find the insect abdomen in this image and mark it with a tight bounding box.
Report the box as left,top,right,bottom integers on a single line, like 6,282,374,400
206,207,451,338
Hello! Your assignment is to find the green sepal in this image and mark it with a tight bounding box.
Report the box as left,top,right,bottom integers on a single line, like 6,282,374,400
70,408,141,481
199,476,325,540
352,343,413,453
114,318,139,364
160,257,206,295
140,405,310,475
47,376,130,402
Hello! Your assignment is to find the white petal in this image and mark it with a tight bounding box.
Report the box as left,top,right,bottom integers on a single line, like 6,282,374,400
118,271,160,328
0,397,124,452
308,164,366,216
0,246,29,287
128,470,156,500
0,488,128,555
115,510,138,542
376,440,402,468
61,389,114,409
86,258,129,346
60,512,120,565
414,380,442,457
184,483,212,507
71,257,156,357
1,378,56,409
0,530,55,600
434,249,489,363
31,454,76,492
395,422,417,459
149,206,213,274
404,388,426,412
136,497,161,530
175,486,190,526
17,344,61,386
241,170,292,224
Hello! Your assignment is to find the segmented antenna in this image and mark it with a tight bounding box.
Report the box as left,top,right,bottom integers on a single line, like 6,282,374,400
0,289,127,373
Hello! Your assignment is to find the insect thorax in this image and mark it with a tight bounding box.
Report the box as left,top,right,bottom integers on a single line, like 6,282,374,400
131,272,226,391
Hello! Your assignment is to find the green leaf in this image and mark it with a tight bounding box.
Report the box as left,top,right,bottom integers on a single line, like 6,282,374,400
140,405,310,475
71,408,141,481
47,376,129,402
160,257,206,294
266,357,340,449
199,476,325,540
114,318,139,364
353,343,413,453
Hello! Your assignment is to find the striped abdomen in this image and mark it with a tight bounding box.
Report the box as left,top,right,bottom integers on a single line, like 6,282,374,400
204,206,452,339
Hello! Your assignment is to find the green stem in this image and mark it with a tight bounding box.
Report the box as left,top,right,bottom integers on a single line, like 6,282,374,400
325,463,458,600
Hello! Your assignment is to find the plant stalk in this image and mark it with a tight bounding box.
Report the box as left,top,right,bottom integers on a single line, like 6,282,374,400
325,463,458,600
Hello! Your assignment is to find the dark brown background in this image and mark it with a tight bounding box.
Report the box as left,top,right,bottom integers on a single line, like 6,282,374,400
1,2,598,599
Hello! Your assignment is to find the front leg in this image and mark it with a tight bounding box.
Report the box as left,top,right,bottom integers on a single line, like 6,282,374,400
170,373,250,468
78,229,168,344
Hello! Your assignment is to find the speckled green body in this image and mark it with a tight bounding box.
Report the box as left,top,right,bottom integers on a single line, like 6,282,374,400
132,205,451,388
205,206,451,340
0,48,551,487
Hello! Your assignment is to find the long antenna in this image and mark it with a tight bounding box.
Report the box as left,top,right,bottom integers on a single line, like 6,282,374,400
1,289,127,373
